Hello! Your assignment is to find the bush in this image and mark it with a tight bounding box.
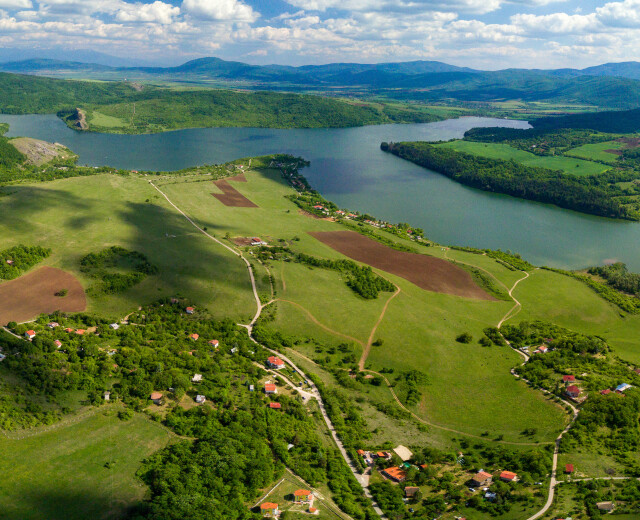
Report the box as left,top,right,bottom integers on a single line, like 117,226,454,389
456,332,473,343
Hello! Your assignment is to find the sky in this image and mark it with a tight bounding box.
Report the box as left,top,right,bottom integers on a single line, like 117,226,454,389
0,0,639,68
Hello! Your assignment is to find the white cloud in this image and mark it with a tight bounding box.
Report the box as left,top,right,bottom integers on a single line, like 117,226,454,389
181,0,257,22
511,12,598,34
116,1,179,24
284,0,502,15
596,0,640,28
0,0,31,8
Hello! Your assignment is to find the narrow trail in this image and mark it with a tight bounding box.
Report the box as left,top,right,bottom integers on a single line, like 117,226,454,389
359,285,401,371
497,270,531,329
149,180,387,518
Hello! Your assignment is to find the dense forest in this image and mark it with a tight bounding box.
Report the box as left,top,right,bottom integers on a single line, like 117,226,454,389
381,141,639,220
588,262,640,297
530,107,640,133
0,244,51,280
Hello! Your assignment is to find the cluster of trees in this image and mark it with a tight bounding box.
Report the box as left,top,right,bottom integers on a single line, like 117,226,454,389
530,107,640,134
464,127,615,156
381,141,639,220
569,479,640,519
80,246,158,295
451,245,534,271
588,262,640,297
255,245,395,299
0,244,50,280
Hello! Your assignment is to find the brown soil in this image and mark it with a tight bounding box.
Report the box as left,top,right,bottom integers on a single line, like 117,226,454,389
617,137,640,149
298,209,333,221
211,179,257,207
0,266,86,325
228,173,247,182
309,231,495,300
233,237,255,246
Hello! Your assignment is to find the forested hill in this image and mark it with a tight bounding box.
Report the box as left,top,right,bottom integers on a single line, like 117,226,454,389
381,141,639,221
530,107,640,133
0,72,443,131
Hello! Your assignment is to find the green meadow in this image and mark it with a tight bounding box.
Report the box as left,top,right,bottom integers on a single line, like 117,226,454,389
436,140,610,176
566,140,625,162
0,407,173,520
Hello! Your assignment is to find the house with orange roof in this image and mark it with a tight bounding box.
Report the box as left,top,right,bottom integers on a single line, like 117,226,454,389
65,327,74,333
189,333,199,341
267,356,285,369
54,340,62,348
293,489,313,503
562,375,575,384
185,306,195,314
381,466,407,482
269,402,281,409
150,392,163,405
265,383,277,394
75,329,86,335
471,471,493,487
500,471,517,482
209,339,219,348
24,330,36,340
259,502,279,517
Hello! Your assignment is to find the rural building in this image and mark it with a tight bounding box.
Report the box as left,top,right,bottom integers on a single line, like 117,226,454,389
76,329,85,335
565,464,574,474
251,237,267,246
538,345,548,353
565,385,581,399
269,402,281,409
601,389,612,395
103,391,110,401
596,501,615,512
562,375,576,384
189,333,199,340
6,259,13,265
47,322,59,329
265,383,277,394
185,307,195,314
500,471,517,482
308,506,318,514
616,383,632,393
109,323,119,330
404,486,420,499
150,392,163,405
485,491,497,501
54,340,62,348
65,327,74,333
471,471,493,487
192,374,203,383
195,395,206,404
24,330,36,340
293,489,313,503
249,384,255,392
209,340,219,348
382,466,407,482
259,502,279,517
267,356,285,369
393,445,413,462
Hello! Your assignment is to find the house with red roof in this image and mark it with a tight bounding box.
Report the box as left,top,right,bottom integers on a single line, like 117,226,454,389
54,340,62,349
269,402,281,409
189,333,199,341
562,375,576,384
565,464,574,474
267,356,285,369
381,466,407,482
65,327,74,333
565,385,580,399
75,329,86,335
500,471,517,482
471,471,493,487
185,306,195,314
265,383,277,394
24,330,36,340
150,392,163,405
600,389,612,395
208,340,219,348
259,502,279,517
293,489,313,503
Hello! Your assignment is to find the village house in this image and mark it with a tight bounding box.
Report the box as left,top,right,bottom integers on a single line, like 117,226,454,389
195,395,206,404
538,345,548,353
269,402,281,409
293,489,313,503
65,327,74,333
404,487,420,500
565,464,574,474
208,340,219,348
47,322,59,329
265,383,277,395
103,391,110,401
6,259,13,265
616,383,632,393
192,374,203,383
471,471,493,487
500,471,518,482
267,356,285,369
600,389,612,395
150,392,163,405
596,501,615,512
251,237,267,246
185,307,195,314
562,375,576,384
24,330,36,340
189,333,199,341
382,466,407,483
565,385,581,399
75,329,85,335
259,502,279,518
54,340,62,349
109,323,119,330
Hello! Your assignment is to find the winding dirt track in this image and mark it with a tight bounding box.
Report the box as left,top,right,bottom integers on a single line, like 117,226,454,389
310,231,495,300
0,266,86,325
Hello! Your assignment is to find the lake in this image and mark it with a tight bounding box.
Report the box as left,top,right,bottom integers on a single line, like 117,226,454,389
2,113,639,271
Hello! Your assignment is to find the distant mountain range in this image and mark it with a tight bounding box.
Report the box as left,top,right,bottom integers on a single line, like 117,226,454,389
2,56,640,109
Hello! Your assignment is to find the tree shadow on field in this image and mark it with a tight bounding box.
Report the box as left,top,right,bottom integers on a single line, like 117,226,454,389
3,488,144,520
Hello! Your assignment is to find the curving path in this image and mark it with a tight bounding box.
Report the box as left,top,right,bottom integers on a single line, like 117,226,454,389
358,285,401,371
149,180,387,518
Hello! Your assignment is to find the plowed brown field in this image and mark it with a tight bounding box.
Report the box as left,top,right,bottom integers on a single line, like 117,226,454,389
212,179,257,207
310,231,494,300
0,266,86,324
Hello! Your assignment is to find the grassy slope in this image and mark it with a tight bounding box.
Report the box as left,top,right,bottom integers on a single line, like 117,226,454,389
566,140,626,162
0,408,173,520
436,140,610,176
0,174,255,321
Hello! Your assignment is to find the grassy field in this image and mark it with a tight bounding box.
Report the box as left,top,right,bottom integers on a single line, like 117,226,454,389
436,140,610,176
0,407,173,520
566,140,625,162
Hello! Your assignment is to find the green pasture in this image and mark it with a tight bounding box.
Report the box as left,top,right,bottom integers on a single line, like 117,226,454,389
566,140,625,162
436,140,610,176
0,407,173,520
